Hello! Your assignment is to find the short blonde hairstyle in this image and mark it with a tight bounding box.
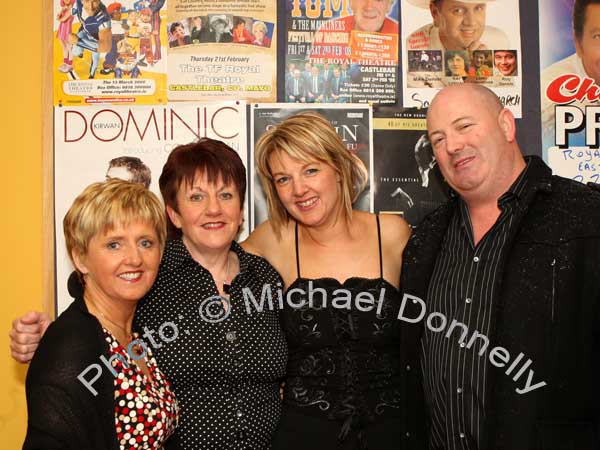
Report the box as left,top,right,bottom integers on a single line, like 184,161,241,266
63,179,166,270
255,111,368,234
252,20,267,34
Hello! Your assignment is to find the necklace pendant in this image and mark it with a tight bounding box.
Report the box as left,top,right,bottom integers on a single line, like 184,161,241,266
223,283,231,295
130,341,144,357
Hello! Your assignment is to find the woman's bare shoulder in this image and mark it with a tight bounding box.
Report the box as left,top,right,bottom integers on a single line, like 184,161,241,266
378,213,411,253
241,220,294,258
352,211,411,244
241,220,273,257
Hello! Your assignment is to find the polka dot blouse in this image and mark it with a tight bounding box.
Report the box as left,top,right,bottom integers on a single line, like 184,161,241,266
103,329,179,450
134,239,288,450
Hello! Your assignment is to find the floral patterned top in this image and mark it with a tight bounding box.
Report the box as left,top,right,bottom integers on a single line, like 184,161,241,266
103,329,179,449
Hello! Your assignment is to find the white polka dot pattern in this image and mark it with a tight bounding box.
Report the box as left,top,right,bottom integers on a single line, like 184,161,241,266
134,239,288,450
103,329,179,450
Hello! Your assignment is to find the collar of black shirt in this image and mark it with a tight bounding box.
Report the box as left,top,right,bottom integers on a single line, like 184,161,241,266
162,238,251,277
448,155,553,207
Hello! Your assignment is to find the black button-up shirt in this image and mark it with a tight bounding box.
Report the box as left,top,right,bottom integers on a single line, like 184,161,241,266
423,159,543,450
135,239,288,450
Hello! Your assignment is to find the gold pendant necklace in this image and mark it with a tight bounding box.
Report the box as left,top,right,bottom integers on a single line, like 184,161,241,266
97,310,133,342
86,296,140,354
97,311,144,357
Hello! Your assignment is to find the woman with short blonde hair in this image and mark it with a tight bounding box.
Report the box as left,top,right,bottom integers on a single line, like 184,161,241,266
24,179,178,450
64,178,165,264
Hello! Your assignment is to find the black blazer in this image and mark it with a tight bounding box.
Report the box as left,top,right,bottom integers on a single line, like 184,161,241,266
401,156,600,450
23,296,119,450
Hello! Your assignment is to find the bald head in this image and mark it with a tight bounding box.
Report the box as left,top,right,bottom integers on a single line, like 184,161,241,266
428,84,502,123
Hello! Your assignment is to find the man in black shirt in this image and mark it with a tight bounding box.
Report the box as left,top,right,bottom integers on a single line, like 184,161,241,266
401,84,600,449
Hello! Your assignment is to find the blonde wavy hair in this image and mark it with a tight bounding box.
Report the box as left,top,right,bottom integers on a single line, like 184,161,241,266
64,178,166,273
255,111,368,235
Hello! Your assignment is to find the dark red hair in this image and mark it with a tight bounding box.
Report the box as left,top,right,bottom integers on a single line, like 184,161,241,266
159,138,246,239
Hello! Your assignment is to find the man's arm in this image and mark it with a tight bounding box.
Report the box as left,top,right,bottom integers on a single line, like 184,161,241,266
9,312,51,364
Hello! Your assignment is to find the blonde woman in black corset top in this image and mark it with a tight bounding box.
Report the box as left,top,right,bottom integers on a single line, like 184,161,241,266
243,112,424,449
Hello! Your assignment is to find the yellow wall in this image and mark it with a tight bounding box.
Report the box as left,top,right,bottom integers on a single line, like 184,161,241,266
0,3,43,449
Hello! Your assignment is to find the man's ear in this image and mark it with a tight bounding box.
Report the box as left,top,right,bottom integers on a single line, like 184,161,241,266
166,204,183,229
72,250,89,275
498,108,516,142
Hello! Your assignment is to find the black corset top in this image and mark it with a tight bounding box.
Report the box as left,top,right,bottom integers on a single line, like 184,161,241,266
280,218,403,441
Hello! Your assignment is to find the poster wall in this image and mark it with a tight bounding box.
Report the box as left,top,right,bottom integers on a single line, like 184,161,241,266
54,103,247,313
53,0,167,105
373,107,448,226
540,0,600,184
284,0,399,104
250,104,373,228
167,0,277,102
401,0,523,117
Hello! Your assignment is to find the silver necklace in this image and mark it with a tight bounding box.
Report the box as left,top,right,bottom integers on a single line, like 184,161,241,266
213,252,232,295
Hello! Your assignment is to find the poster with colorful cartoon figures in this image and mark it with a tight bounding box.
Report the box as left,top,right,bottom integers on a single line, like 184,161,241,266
284,0,399,104
540,0,600,185
53,0,167,105
250,104,372,228
401,0,523,117
167,0,277,102
54,102,247,313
